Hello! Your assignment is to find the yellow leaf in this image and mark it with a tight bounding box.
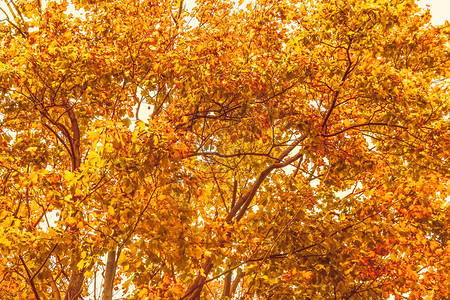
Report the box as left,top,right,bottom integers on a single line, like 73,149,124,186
66,217,77,226
344,266,354,275
303,271,314,281
64,171,75,181
77,221,84,230
30,173,38,184
107,206,115,216
135,120,146,131
25,146,37,153
137,288,148,297
48,40,58,54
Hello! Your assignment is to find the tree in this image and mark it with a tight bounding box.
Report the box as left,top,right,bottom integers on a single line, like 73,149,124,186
1,0,450,299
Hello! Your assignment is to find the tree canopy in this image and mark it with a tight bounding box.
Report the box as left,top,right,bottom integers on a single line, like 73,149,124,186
1,0,450,299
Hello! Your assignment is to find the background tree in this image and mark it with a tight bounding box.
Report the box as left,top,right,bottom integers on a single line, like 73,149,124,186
1,0,450,299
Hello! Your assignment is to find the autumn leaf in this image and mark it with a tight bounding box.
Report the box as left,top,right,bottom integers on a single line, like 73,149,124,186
0,0,450,300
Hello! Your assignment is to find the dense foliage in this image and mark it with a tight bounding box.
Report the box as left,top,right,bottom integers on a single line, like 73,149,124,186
1,0,450,299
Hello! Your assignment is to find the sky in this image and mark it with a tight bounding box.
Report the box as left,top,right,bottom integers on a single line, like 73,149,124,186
417,0,450,25
0,0,449,25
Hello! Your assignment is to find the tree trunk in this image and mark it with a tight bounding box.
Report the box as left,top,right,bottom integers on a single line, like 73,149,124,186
48,274,61,300
230,270,244,297
221,270,232,299
63,106,84,300
183,258,212,300
64,272,84,300
102,250,117,300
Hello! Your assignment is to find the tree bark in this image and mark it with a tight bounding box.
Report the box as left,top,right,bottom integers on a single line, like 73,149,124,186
102,250,117,300
48,274,61,300
62,105,84,300
183,258,213,300
64,272,84,300
230,270,244,297
221,270,232,299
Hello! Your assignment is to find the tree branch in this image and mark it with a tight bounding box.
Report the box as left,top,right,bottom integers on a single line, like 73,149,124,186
227,136,306,223
31,243,58,281
19,255,41,300
321,122,407,138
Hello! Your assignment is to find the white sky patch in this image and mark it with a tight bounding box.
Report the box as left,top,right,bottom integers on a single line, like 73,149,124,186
1,0,448,24
417,0,450,25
